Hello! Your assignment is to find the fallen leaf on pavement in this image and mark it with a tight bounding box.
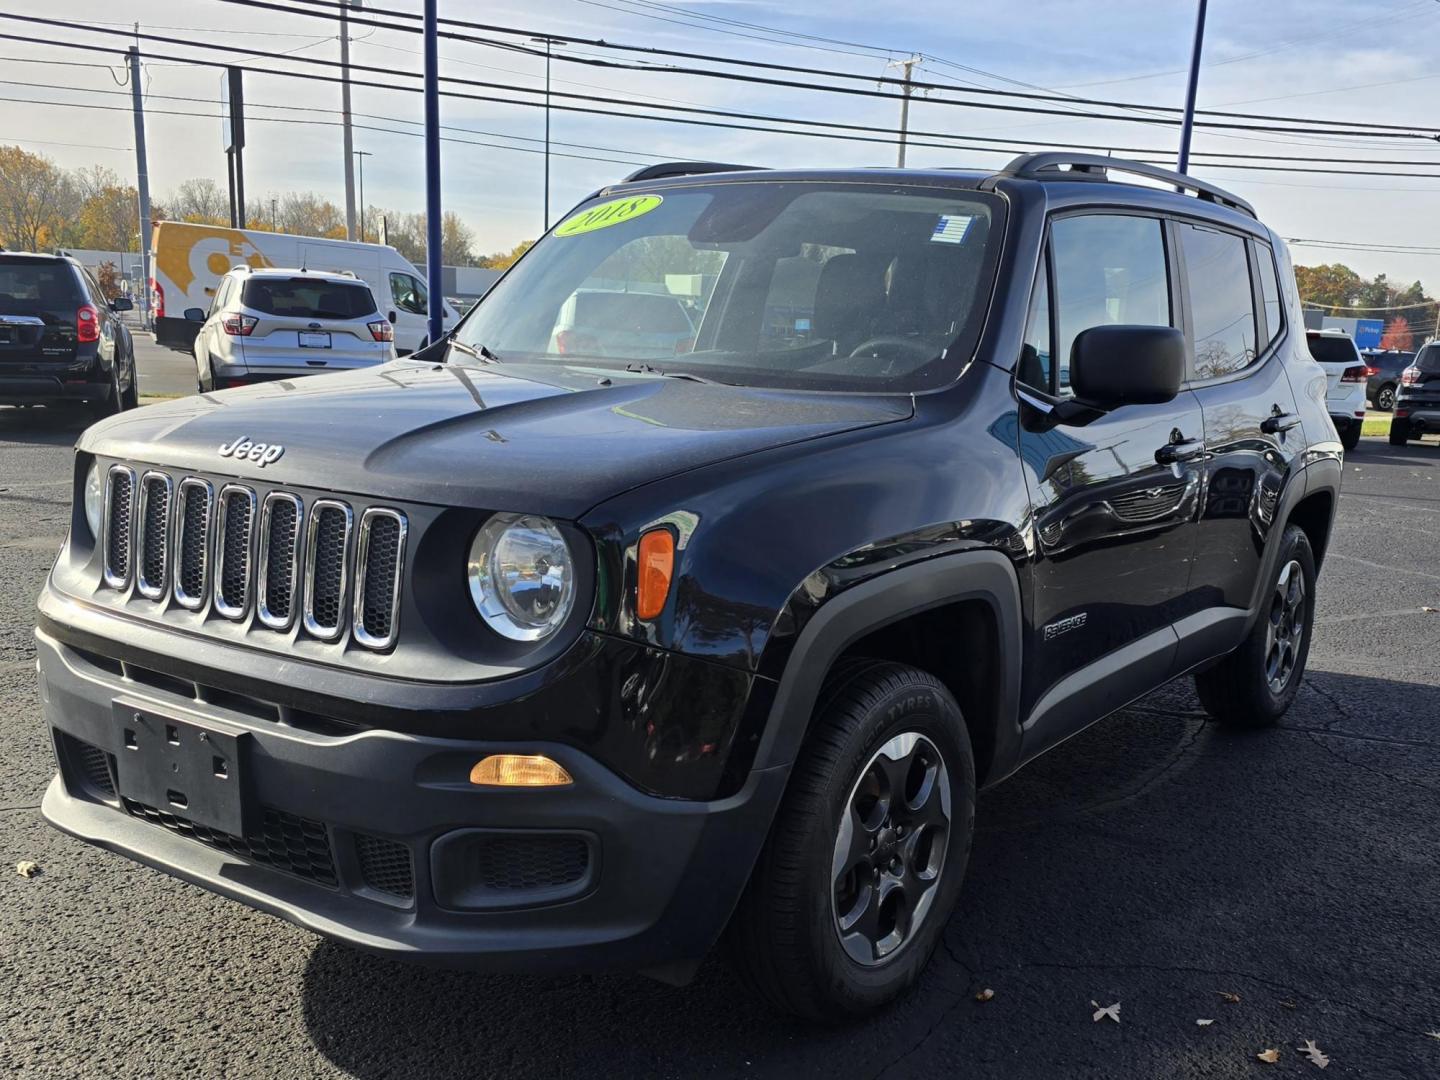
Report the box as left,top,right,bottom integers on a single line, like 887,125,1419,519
15,861,38,878
1427,1031,1440,1041
1216,991,1242,1004
1297,1039,1330,1068
1091,1000,1121,1023
974,988,994,1002
1196,1019,1215,1026
1423,607,1438,614
1257,1049,1281,1063
1281,1001,1297,1009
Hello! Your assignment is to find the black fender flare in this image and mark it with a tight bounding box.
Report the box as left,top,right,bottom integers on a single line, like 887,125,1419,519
1241,453,1341,635
751,549,1025,782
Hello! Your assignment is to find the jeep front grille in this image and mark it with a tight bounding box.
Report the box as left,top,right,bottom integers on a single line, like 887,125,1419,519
101,465,136,588
95,465,403,651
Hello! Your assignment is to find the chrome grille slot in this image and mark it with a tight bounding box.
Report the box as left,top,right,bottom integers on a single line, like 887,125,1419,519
136,472,173,599
258,493,304,630
172,478,215,610
214,485,258,619
102,465,136,589
303,500,353,641
353,508,407,650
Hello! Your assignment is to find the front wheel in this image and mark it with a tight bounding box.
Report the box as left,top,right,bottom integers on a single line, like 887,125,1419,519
1195,524,1316,728
728,661,975,1022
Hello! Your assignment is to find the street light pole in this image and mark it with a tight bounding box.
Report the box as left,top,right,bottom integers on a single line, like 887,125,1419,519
423,0,444,345
354,150,372,242
340,0,359,240
1176,0,1209,175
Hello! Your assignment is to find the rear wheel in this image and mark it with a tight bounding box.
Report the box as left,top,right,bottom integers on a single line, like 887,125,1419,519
88,363,122,418
1389,421,1409,446
120,349,138,409
1376,384,1396,412
1340,423,1361,451
1195,524,1315,728
728,661,975,1022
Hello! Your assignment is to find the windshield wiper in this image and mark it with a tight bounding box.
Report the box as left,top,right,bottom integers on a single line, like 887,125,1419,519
449,339,501,363
625,362,718,384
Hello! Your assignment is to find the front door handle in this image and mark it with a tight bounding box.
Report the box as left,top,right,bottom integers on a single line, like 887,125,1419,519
1155,438,1205,465
1261,411,1302,434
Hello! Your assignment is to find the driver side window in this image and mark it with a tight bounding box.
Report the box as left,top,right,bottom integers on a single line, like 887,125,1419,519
389,272,427,315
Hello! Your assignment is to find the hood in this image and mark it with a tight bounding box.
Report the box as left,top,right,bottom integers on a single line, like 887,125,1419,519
81,360,913,517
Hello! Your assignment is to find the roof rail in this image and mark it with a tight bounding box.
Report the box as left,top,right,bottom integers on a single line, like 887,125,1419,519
621,161,764,184
985,152,1256,219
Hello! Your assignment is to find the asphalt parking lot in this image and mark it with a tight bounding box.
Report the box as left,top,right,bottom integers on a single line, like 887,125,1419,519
1,351,1438,1078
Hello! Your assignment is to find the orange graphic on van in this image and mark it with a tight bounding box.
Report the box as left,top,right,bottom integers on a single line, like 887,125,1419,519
154,221,273,294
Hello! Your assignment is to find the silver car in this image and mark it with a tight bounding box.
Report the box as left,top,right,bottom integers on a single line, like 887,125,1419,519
185,267,395,391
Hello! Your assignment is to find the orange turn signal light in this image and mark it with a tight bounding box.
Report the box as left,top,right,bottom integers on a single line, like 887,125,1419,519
469,754,573,787
636,528,675,621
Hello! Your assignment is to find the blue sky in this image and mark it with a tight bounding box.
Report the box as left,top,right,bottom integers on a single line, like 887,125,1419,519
6,0,1440,291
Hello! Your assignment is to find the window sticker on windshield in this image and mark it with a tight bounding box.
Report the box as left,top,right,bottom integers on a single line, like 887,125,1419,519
555,195,664,237
931,214,973,244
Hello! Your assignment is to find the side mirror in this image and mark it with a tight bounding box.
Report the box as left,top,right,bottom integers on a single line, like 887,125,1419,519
1069,325,1185,408
109,296,133,312
183,307,206,323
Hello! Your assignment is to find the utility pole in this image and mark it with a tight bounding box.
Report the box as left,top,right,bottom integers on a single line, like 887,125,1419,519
423,0,443,345
1176,0,1209,174
354,150,372,242
127,43,152,328
270,197,278,231
888,55,922,168
340,0,358,240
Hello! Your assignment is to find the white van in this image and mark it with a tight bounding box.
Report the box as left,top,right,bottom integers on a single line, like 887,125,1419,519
150,221,455,356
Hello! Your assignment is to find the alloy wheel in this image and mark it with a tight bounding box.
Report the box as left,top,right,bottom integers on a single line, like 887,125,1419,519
831,731,951,966
1378,386,1395,412
1264,558,1306,694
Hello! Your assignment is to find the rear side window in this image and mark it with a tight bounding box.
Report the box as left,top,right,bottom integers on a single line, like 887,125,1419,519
0,259,83,312
1178,224,1257,379
1051,214,1172,396
241,278,377,319
1417,345,1440,373
1255,242,1283,347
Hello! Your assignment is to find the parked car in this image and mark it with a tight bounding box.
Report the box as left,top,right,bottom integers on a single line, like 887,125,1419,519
151,220,455,356
1360,347,1413,412
0,251,137,415
38,154,1340,1022
1305,328,1367,450
1389,340,1440,444
185,267,396,392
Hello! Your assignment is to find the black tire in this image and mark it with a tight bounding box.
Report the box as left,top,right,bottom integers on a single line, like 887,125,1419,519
120,350,139,410
1340,423,1361,451
1376,384,1396,412
200,353,217,394
728,661,975,1022
1389,422,1409,446
1195,524,1315,729
88,362,122,418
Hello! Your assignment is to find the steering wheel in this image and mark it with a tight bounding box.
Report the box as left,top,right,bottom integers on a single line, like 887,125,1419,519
847,335,936,362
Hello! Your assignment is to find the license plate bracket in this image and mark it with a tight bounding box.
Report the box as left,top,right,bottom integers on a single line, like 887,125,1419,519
113,704,250,836
298,331,331,349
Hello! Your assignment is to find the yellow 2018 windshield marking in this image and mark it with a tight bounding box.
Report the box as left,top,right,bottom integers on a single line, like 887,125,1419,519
554,195,663,237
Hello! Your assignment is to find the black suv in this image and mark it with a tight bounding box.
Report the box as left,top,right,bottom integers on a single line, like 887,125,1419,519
0,252,138,415
36,155,1340,1021
1361,347,1413,412
1390,340,1440,444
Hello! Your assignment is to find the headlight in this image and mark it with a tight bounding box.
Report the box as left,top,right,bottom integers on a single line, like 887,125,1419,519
467,513,576,641
83,461,104,539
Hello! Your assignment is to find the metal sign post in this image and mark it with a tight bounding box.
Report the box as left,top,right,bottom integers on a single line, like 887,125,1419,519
1176,0,1209,175
423,0,443,344
223,67,247,228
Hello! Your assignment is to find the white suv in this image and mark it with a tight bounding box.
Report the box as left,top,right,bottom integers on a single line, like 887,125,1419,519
185,267,395,392
1305,328,1368,451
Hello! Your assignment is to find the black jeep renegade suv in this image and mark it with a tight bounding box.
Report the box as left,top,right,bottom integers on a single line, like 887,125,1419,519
37,154,1341,1021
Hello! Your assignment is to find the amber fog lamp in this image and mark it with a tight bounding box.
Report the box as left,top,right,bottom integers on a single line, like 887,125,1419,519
469,754,573,787
636,528,675,621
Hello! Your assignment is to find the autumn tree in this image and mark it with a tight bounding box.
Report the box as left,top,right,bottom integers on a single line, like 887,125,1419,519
0,145,69,251
1381,316,1413,351
95,260,122,300
78,184,141,251
480,241,534,270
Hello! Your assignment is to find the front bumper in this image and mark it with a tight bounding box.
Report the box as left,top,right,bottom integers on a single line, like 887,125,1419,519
37,626,788,979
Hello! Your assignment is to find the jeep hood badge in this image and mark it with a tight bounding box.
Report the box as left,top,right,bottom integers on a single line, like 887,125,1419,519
218,435,284,467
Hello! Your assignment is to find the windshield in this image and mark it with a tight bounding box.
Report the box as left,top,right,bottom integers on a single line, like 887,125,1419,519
242,278,377,319
454,182,1003,391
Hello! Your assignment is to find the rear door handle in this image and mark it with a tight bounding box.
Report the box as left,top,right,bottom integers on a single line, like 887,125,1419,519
1155,438,1205,465
1261,412,1302,434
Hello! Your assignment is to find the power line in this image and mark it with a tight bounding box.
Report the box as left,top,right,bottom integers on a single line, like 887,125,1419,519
204,0,1440,137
